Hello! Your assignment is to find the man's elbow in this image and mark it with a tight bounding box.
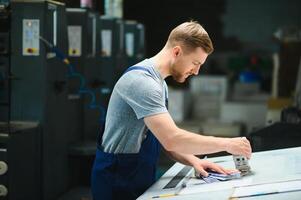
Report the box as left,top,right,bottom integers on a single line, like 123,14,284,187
160,130,179,152
162,138,175,151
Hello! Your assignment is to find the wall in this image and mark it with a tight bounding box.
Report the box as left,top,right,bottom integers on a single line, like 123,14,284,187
222,0,301,51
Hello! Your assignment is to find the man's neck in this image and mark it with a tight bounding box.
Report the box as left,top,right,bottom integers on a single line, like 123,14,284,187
150,48,171,80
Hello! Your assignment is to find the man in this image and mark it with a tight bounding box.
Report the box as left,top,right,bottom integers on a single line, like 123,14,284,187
91,21,252,200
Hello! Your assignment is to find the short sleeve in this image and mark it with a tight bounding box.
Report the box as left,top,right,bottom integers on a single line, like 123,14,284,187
116,75,168,119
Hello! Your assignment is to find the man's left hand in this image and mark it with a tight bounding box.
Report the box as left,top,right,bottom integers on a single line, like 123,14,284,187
192,158,238,177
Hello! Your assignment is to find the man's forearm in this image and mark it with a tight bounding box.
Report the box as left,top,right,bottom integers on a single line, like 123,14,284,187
164,150,200,167
167,128,229,155
144,113,251,158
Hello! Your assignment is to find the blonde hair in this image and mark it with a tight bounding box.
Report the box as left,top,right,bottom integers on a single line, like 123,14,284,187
166,21,214,54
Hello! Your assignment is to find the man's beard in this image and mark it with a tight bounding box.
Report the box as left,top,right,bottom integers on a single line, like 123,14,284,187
171,65,186,83
172,74,186,83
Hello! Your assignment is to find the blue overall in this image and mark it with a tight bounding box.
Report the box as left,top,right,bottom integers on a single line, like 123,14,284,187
91,66,168,200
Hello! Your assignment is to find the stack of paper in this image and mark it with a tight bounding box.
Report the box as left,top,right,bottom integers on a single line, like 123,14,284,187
207,171,241,181
196,170,241,183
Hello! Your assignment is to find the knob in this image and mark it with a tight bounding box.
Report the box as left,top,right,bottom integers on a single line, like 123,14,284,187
0,161,8,175
0,185,8,196
27,48,34,53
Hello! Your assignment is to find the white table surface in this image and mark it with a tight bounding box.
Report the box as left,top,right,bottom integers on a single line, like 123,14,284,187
137,146,301,200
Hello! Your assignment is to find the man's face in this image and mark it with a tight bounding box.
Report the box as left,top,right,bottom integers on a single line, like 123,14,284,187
170,46,208,83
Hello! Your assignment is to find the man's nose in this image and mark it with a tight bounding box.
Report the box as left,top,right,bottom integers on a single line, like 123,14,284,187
193,65,200,75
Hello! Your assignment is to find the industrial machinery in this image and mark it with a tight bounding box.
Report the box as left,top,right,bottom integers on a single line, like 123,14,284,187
0,2,42,200
0,0,10,125
0,122,41,200
66,8,106,144
124,20,145,67
65,7,105,188
99,15,126,86
250,122,301,152
2,1,146,199
10,1,76,199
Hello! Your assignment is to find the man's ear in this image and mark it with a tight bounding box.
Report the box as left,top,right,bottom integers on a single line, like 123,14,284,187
173,46,181,57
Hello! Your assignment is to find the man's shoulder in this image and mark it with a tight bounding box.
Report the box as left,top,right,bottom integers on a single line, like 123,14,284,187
113,74,162,103
119,68,160,87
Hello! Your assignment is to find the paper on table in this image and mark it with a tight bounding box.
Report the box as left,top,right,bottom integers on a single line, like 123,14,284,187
231,179,301,198
180,177,252,195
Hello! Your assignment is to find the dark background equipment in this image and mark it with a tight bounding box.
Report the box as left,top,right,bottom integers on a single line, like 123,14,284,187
0,122,41,200
10,1,75,200
0,0,10,126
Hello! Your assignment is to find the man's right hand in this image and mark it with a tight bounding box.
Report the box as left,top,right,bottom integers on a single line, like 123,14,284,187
225,137,252,159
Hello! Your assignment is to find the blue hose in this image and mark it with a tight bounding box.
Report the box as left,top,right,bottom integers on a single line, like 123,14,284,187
40,37,106,125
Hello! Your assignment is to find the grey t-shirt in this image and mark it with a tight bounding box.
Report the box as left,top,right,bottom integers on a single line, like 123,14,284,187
101,59,168,153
